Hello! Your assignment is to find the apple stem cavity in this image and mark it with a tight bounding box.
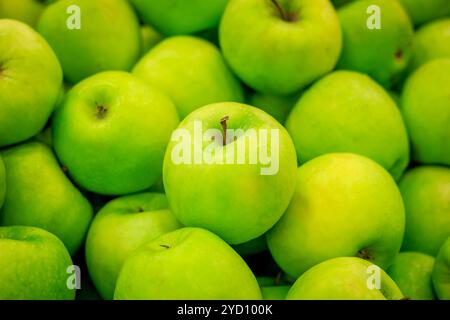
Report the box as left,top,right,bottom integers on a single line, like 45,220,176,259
271,0,298,22
95,103,108,120
357,248,373,261
220,116,230,146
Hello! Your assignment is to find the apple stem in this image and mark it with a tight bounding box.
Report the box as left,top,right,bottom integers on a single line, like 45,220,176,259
160,244,170,249
271,0,288,21
220,116,229,146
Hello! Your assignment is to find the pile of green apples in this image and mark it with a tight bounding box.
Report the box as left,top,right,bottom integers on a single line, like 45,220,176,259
0,0,449,300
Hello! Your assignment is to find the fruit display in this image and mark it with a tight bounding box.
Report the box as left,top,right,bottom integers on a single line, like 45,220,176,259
0,0,448,301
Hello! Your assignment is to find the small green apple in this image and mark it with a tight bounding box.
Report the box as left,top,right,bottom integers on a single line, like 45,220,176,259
409,19,450,73
129,0,228,35
398,0,450,26
163,102,297,244
0,155,5,209
0,142,93,255
399,166,450,256
114,227,262,300
133,36,243,119
139,24,162,56
219,0,342,95
267,153,405,278
85,192,182,300
52,71,179,195
387,252,435,300
432,237,450,300
38,0,141,83
337,0,414,87
248,91,301,125
0,19,62,147
261,285,290,300
0,0,54,27
401,59,450,165
0,226,75,300
286,71,410,180
287,257,404,300
233,235,268,257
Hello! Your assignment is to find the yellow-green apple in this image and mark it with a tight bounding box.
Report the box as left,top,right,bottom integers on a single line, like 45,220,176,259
0,142,93,255
387,252,436,300
267,153,405,278
0,0,54,27
409,19,450,73
401,59,450,165
286,71,409,180
85,192,182,300
399,166,450,256
38,0,141,83
114,227,262,299
0,226,75,299
287,257,404,300
337,0,414,87
139,24,162,56
398,0,450,26
133,36,243,119
163,102,297,244
129,0,228,35
0,155,4,209
0,19,62,147
52,71,179,195
432,237,450,300
219,0,342,95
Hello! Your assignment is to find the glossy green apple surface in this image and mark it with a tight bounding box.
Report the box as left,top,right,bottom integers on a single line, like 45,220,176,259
400,166,450,256
387,252,435,300
0,19,62,147
38,0,141,83
432,237,450,300
267,153,405,278
287,257,404,300
0,226,75,300
163,102,297,244
133,36,243,119
86,192,182,299
286,71,409,180
52,71,179,195
220,0,342,94
114,228,262,300
398,0,450,26
0,142,93,255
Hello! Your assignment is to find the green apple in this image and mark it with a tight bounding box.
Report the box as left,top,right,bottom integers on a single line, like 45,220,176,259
261,285,290,300
267,153,405,278
399,166,450,256
0,0,54,27
233,235,268,257
401,59,450,165
409,19,450,73
38,0,141,84
0,19,62,147
248,91,300,124
163,102,297,244
286,71,409,180
139,24,162,56
85,192,182,300
287,257,404,300
219,0,342,95
114,227,262,299
133,36,243,119
0,142,93,255
52,71,179,195
0,155,5,209
432,237,450,300
398,0,450,26
0,226,75,299
337,0,414,87
387,252,435,300
129,0,228,35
